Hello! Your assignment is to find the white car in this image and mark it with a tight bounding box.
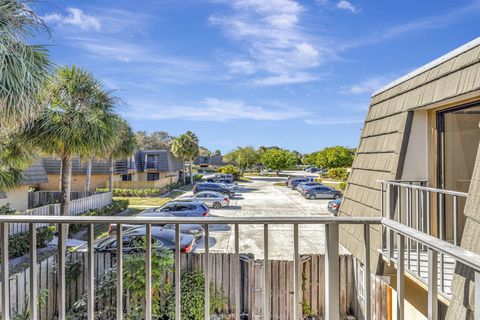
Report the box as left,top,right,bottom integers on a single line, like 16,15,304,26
179,191,230,209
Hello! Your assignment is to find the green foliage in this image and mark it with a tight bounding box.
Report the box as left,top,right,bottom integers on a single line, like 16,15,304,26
185,174,203,184
339,182,347,191
327,167,349,181
0,204,16,215
8,226,55,259
69,200,129,233
98,188,166,197
164,270,228,319
218,165,241,179
224,146,259,171
135,131,173,150
308,146,355,169
260,149,297,173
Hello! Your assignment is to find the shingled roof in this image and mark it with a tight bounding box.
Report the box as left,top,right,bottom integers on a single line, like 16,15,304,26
194,155,227,166
42,158,112,175
339,37,480,272
20,161,48,185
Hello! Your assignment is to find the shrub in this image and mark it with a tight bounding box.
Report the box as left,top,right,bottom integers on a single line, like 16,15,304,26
327,167,349,181
185,174,203,184
218,165,241,179
9,226,55,259
97,188,166,197
69,200,129,234
0,204,16,215
339,182,347,191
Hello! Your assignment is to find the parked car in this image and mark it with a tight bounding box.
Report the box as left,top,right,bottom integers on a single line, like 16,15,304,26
296,182,324,193
194,182,235,197
85,226,196,253
108,212,204,239
215,174,235,183
142,200,210,217
327,198,342,215
288,177,315,189
179,191,230,209
302,186,342,200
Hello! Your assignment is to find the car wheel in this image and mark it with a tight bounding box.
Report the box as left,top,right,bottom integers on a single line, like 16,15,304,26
334,194,341,199
213,202,221,209
309,194,316,200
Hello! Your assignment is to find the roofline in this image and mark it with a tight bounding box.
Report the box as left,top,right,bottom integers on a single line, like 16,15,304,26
372,36,480,97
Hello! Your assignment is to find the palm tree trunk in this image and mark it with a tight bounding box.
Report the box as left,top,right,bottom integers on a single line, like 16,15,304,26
182,160,187,185
85,159,92,192
60,156,72,216
109,156,114,192
189,158,193,185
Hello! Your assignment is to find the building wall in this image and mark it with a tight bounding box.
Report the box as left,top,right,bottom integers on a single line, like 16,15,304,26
38,174,110,191
0,186,30,211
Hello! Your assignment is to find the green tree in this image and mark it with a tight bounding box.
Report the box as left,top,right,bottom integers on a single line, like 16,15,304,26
224,146,259,173
260,149,297,174
315,146,355,169
0,0,50,190
24,66,118,217
198,146,211,156
171,131,199,185
134,131,173,150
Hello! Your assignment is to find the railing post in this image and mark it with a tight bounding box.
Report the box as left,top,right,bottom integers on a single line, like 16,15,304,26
438,193,445,292
1,223,9,320
397,233,405,320
87,224,95,320
364,224,371,320
29,223,38,320
263,224,270,320
58,223,66,319
146,224,152,320
475,271,480,320
428,249,438,320
325,223,339,320
235,224,240,320
204,224,210,320
387,184,394,263
175,224,181,320
293,224,300,319
453,196,459,245
380,183,385,253
116,224,123,320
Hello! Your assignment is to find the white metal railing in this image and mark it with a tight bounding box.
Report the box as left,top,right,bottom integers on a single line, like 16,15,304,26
0,214,479,320
378,180,468,297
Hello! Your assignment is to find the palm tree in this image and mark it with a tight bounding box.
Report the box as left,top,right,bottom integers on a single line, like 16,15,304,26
0,0,50,190
106,116,137,191
171,137,188,185
184,131,199,185
24,66,118,217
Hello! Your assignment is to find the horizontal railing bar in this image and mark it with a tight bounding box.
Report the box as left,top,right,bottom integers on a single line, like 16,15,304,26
381,218,480,271
0,215,383,225
377,180,467,197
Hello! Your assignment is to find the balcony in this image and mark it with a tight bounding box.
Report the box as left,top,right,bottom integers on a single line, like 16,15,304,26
145,160,161,170
1,214,480,320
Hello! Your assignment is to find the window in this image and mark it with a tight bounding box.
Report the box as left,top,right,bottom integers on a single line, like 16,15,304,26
121,174,132,181
147,173,159,181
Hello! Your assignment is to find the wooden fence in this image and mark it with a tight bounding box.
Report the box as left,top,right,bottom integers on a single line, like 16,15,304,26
9,192,113,235
28,191,99,209
111,176,178,189
0,252,389,319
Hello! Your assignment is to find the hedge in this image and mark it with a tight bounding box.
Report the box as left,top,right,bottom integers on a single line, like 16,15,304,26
97,188,167,197
69,199,129,234
9,226,55,259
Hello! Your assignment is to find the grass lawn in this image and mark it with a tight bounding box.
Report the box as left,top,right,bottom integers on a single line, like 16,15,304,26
114,190,185,209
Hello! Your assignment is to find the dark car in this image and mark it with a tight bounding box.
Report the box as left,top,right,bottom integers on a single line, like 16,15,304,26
85,226,196,253
142,201,210,217
296,182,324,193
302,186,342,200
108,212,204,240
194,182,234,197
327,198,342,215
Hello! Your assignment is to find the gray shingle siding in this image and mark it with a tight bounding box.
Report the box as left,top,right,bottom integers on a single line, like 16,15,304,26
21,161,48,185
115,150,183,173
42,158,111,175
194,155,226,166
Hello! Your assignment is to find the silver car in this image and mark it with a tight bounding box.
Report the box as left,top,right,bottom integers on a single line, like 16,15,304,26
179,191,230,209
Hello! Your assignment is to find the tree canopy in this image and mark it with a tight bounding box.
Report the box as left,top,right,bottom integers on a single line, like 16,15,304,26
135,131,173,150
260,148,297,173
306,146,355,169
224,146,259,172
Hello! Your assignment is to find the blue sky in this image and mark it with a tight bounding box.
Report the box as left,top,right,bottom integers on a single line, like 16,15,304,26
33,0,480,153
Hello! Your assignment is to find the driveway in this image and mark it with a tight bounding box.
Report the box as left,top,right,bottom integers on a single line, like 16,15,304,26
194,176,347,260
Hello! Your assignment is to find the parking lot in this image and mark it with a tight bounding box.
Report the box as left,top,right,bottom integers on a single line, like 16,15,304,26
193,176,347,259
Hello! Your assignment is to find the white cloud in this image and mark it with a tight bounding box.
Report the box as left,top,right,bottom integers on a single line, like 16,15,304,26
336,1,360,13
341,76,392,95
210,0,331,85
43,8,101,31
123,98,309,122
305,116,364,125
254,73,319,86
